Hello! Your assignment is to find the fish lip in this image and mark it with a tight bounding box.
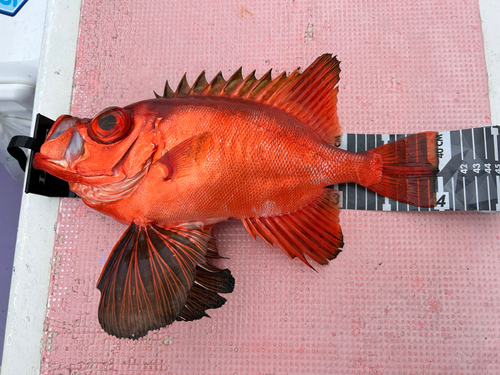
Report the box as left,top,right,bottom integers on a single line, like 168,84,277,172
33,116,85,181
33,152,76,181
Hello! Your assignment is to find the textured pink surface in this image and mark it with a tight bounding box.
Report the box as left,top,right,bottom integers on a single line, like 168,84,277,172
41,0,500,373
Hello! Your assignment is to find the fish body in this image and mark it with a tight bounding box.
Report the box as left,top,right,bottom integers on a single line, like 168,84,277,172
64,96,378,226
34,55,438,339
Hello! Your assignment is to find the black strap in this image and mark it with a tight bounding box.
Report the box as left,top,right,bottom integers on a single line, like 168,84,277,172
7,135,44,172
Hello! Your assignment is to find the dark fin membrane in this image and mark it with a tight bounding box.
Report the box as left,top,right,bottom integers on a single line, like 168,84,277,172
178,235,235,322
158,54,342,145
365,132,438,208
177,264,235,321
242,188,343,268
96,223,234,339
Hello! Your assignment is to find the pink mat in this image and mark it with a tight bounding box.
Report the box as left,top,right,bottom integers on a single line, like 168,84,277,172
41,0,499,373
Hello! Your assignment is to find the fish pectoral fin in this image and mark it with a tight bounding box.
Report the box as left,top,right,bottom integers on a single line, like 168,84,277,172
242,188,344,268
96,222,233,339
158,132,212,180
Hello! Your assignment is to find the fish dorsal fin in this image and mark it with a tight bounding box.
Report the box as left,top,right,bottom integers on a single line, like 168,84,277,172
96,223,234,339
158,132,212,180
158,55,342,144
241,188,344,268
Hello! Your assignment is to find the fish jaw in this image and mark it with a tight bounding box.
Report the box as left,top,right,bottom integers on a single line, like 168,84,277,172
33,115,86,182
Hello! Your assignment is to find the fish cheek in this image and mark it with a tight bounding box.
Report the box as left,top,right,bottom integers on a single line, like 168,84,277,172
122,132,156,177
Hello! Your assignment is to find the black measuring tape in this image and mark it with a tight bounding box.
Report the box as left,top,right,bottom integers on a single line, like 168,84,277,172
334,126,500,212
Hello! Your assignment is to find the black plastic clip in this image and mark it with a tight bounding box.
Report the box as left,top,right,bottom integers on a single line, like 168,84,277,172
7,114,77,197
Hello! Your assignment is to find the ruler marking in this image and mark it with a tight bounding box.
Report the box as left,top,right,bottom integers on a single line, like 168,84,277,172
475,176,479,211
484,127,488,160
345,181,349,209
460,129,464,159
355,133,358,210
365,185,368,211
492,127,499,161
496,175,500,211
451,176,456,211
355,184,358,210
472,128,476,159
486,176,491,211
383,197,391,211
463,176,467,211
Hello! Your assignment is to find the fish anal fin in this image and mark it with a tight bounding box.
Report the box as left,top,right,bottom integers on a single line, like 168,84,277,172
96,223,215,339
158,55,341,144
158,132,212,180
242,188,343,267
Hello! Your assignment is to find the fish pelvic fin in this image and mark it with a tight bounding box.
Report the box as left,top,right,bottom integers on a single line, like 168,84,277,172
96,222,234,339
363,132,439,208
242,188,343,268
158,54,342,145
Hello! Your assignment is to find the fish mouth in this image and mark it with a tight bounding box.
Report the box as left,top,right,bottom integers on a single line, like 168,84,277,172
33,115,85,181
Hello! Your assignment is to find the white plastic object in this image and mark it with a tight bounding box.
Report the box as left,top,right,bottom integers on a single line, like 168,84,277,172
0,61,37,181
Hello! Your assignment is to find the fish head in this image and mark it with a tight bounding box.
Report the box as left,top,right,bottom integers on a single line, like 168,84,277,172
34,104,158,198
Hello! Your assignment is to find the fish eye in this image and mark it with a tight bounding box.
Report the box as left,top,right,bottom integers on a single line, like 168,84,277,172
89,107,131,144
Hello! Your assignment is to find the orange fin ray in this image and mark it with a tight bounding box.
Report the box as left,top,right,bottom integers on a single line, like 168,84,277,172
96,223,233,339
158,54,342,144
242,188,344,268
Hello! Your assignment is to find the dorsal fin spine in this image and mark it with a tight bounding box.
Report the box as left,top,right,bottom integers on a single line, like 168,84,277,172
189,71,208,95
254,71,287,102
174,74,190,97
231,70,257,97
247,70,272,99
222,68,243,95
163,80,174,98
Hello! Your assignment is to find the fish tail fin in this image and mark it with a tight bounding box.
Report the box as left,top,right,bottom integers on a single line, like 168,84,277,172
364,132,439,208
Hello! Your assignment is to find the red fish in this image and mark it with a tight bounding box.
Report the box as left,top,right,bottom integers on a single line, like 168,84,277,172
34,55,438,339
